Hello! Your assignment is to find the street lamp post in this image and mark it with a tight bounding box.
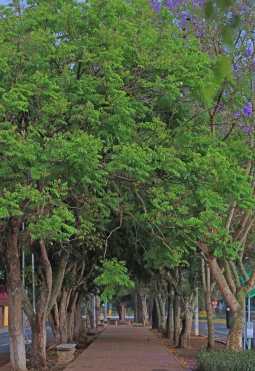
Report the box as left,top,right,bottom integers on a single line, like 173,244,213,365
194,287,199,336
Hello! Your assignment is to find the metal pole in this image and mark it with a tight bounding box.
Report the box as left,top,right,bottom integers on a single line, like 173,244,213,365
194,287,199,336
21,223,27,341
32,253,36,313
22,222,25,288
104,302,107,322
22,250,25,289
93,295,96,328
248,296,251,350
244,297,247,350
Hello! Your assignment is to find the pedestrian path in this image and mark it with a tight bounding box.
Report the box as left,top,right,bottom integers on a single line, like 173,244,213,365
65,325,184,371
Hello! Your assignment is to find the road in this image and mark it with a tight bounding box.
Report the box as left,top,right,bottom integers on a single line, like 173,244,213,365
198,320,229,341
0,325,54,366
0,329,9,366
0,329,9,354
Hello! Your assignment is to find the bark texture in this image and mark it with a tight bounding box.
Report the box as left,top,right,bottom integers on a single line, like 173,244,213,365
5,218,27,371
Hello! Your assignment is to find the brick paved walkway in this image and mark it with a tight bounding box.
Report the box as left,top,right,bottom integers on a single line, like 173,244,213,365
65,326,184,371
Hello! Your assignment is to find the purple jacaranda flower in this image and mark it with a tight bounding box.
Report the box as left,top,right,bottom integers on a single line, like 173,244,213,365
166,0,187,10
192,0,204,6
193,20,205,38
233,63,239,72
243,102,253,117
246,43,254,57
234,111,241,119
195,28,204,38
180,10,192,28
166,0,180,10
150,0,161,12
240,4,249,14
241,125,254,135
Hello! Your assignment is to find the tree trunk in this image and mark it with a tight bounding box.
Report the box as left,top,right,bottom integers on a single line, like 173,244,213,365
5,218,27,371
30,240,52,370
179,309,193,348
118,303,126,321
59,290,68,343
166,296,170,338
31,316,47,371
134,293,138,322
87,296,95,329
155,297,163,330
49,304,61,344
152,299,159,329
137,288,149,325
136,293,143,323
173,294,181,346
227,297,245,351
96,296,101,325
206,292,215,349
166,287,174,342
202,260,215,349
74,299,82,341
67,292,78,342
158,295,166,331
206,255,245,351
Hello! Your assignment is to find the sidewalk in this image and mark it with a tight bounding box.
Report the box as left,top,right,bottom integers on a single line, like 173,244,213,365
65,325,184,371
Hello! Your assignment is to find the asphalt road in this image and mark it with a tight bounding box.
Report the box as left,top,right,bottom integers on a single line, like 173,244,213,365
0,329,9,354
198,321,229,341
0,329,10,366
0,325,53,366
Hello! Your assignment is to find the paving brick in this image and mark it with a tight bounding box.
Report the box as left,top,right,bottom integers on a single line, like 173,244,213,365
65,326,184,371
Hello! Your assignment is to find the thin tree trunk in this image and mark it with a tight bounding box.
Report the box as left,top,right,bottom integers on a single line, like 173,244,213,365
178,293,194,349
158,295,166,331
227,293,245,351
136,292,143,323
155,297,163,330
31,316,47,371
173,294,181,346
206,291,215,349
30,240,52,370
137,288,149,325
50,304,61,344
5,218,27,371
67,292,79,341
206,254,244,350
134,293,138,322
201,260,215,349
74,299,82,341
59,290,68,343
152,299,159,329
166,285,174,339
179,308,193,348
169,290,174,343
96,296,101,325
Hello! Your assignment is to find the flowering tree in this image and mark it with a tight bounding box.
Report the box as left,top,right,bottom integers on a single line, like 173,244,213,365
149,0,255,351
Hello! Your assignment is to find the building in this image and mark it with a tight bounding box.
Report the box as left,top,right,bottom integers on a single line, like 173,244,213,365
0,287,8,328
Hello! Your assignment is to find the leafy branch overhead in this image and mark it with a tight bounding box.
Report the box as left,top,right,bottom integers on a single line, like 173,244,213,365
95,259,135,302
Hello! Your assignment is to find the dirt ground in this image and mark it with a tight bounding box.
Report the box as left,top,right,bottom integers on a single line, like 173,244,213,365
0,355,9,370
162,334,226,370
0,334,97,371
